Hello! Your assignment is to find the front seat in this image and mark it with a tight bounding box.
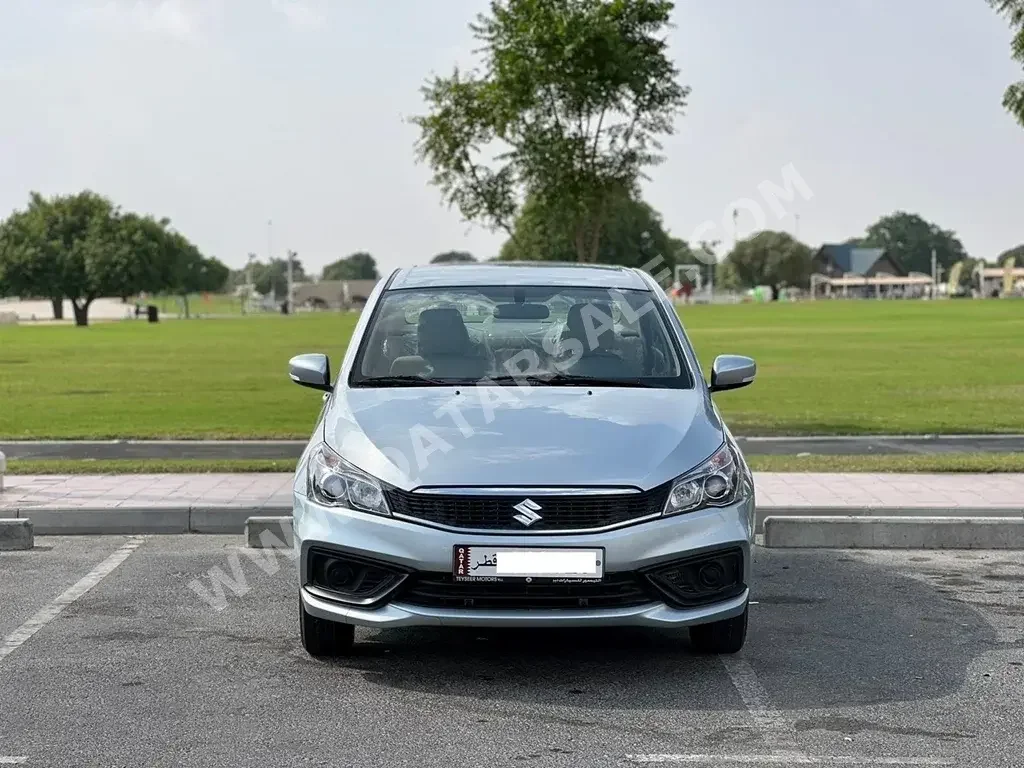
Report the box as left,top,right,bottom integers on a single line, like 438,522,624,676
416,308,488,379
562,302,634,378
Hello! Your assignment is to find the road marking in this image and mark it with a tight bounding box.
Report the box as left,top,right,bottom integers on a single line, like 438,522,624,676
0,536,146,665
626,755,952,765
712,657,950,768
0,758,28,764
719,657,799,753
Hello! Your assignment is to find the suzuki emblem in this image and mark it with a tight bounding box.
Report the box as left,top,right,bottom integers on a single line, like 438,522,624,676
512,498,543,527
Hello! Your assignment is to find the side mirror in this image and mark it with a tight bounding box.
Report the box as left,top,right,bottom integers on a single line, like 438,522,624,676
709,355,756,393
289,353,332,392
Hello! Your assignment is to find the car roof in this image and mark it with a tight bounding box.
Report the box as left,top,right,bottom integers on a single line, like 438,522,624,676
388,262,650,291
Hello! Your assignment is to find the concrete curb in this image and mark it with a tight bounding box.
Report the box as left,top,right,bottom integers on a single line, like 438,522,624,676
0,518,33,551
245,517,294,548
763,515,1024,549
4,505,291,535
5,505,1024,549
754,505,1024,533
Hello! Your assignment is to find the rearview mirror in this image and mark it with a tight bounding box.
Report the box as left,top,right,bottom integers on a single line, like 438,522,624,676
493,303,550,320
709,355,756,393
289,353,331,392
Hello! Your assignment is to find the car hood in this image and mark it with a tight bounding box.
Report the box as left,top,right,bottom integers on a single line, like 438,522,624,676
322,386,725,491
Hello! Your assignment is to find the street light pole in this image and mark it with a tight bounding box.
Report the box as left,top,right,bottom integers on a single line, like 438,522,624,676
245,252,255,315
286,249,295,315
267,219,275,306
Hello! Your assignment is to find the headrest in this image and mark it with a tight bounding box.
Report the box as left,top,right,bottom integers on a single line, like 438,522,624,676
566,302,615,352
379,311,410,333
417,307,470,356
390,356,429,376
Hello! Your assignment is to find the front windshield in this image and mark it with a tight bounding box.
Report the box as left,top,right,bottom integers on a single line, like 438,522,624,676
351,285,691,388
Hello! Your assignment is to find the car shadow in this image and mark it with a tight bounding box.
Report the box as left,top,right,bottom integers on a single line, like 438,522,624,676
322,549,998,712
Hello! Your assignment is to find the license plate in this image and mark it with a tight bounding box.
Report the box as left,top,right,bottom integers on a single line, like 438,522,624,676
452,546,604,583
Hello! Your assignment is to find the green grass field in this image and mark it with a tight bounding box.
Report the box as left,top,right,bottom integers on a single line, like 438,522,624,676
0,301,1021,439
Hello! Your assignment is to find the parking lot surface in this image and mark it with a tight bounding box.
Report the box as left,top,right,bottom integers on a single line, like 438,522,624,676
1,537,1022,767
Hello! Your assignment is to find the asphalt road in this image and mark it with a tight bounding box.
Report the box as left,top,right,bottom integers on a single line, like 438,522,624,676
1,537,1022,766
4,434,1024,461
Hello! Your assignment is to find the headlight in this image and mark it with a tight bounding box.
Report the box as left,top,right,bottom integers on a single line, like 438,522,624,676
306,442,390,516
663,443,740,516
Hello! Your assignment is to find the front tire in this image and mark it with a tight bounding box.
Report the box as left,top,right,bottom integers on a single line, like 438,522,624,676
300,599,355,657
689,605,748,654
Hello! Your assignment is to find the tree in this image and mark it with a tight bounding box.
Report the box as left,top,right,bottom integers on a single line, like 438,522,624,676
27,191,133,326
0,230,9,298
498,188,680,281
59,194,185,326
0,194,68,318
715,258,741,291
430,251,477,264
321,252,379,281
990,0,1024,127
162,231,229,318
413,0,689,262
119,213,181,303
859,211,969,275
255,254,307,297
0,191,212,325
723,231,813,300
996,244,1024,267
227,256,258,290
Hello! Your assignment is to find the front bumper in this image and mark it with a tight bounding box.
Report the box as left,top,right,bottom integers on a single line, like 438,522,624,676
301,583,749,628
294,490,755,629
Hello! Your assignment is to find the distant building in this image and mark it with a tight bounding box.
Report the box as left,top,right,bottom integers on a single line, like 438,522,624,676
974,264,1024,298
810,244,932,299
292,279,379,310
812,244,906,278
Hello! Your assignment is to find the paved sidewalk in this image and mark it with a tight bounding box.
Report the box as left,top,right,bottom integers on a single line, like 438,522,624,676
2,472,1023,512
0,474,295,510
754,472,1024,509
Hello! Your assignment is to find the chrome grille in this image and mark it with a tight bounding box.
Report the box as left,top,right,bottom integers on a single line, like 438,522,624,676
384,484,670,532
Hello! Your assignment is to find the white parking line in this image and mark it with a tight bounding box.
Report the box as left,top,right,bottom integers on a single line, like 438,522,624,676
0,536,146,665
704,656,951,768
625,755,952,765
719,657,799,753
0,758,28,764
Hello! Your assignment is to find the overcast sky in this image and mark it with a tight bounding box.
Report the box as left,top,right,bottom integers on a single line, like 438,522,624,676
2,0,1022,273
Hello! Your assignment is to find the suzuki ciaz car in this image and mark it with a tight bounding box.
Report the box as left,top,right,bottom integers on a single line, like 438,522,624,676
288,263,756,656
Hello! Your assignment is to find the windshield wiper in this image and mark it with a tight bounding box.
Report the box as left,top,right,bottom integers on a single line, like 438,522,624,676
357,375,467,387
489,374,651,388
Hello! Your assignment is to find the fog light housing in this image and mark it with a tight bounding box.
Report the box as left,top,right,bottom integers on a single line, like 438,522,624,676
307,548,408,607
698,561,726,589
324,561,356,591
643,548,744,608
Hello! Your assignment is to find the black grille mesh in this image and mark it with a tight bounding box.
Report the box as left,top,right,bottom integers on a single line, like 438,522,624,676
384,485,671,532
399,573,653,610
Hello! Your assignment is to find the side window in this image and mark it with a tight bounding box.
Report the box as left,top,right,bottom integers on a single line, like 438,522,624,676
366,312,414,376
364,327,391,376
640,310,672,375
